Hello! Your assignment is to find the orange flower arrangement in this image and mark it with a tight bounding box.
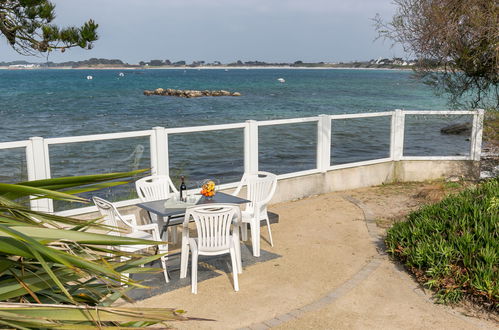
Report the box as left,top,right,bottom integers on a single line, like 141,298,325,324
200,180,216,197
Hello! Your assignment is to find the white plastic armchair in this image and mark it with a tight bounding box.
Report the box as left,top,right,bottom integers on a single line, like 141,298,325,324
92,196,169,283
135,175,179,201
179,204,242,294
232,171,277,257
135,175,181,244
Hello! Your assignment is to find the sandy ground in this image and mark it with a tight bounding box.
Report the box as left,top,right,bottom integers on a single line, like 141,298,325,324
127,181,497,329
273,259,489,330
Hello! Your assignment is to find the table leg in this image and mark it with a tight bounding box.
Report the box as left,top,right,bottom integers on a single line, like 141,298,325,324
180,230,189,278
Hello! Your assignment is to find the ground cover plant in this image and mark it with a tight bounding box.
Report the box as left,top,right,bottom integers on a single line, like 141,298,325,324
386,178,498,310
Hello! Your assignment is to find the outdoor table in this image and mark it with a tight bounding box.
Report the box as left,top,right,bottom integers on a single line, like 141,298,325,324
137,192,250,273
137,192,250,225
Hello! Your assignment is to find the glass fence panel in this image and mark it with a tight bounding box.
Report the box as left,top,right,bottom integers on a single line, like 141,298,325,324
331,116,391,165
48,137,151,211
0,148,28,183
168,128,244,189
403,114,472,156
259,122,317,175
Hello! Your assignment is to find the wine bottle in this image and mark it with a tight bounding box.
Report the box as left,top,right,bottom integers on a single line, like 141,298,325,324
179,176,187,202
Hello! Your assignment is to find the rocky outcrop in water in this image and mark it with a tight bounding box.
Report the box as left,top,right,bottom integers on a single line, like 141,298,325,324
144,88,241,98
440,122,472,135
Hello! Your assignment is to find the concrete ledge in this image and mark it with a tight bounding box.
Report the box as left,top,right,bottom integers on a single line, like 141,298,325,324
265,159,478,204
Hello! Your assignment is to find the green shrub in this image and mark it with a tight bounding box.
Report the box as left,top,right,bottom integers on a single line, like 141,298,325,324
386,178,498,310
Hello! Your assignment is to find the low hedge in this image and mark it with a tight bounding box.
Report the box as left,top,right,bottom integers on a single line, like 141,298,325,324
386,178,498,310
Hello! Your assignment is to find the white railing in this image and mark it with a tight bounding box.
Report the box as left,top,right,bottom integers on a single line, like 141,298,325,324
0,109,484,215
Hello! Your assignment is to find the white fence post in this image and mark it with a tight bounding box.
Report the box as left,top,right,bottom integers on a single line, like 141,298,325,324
316,114,331,172
244,120,259,174
470,109,485,161
390,109,405,161
151,127,169,176
26,136,53,212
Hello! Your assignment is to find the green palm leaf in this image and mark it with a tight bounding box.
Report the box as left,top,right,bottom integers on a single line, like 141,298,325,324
0,303,189,329
0,170,198,328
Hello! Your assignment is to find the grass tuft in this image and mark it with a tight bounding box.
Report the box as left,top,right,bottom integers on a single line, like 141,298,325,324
386,178,498,310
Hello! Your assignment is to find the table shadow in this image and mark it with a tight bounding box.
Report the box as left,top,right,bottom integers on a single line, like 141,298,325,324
128,243,281,300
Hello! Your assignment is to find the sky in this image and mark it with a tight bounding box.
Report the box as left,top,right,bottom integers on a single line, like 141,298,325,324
0,0,404,64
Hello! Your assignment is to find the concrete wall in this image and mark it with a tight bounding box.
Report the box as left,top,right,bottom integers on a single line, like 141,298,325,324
258,160,478,204
394,160,480,183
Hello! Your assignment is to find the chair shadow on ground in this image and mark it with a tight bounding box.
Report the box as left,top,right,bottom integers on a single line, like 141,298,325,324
129,212,280,301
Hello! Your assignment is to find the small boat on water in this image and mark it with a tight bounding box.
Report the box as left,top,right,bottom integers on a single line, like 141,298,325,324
118,72,125,77
277,78,285,83
86,75,93,80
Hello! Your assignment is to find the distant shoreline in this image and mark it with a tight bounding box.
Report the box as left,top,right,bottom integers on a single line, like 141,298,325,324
0,65,414,71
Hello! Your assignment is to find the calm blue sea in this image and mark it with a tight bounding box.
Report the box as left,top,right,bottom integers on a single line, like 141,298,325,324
0,69,472,207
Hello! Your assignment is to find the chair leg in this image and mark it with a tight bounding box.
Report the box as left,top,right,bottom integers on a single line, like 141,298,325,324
250,221,260,257
191,250,198,294
160,255,169,283
255,222,261,257
233,235,243,274
180,240,189,279
230,247,239,292
264,215,274,247
158,242,170,283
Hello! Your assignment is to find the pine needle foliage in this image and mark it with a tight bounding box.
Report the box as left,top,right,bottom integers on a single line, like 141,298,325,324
0,0,98,55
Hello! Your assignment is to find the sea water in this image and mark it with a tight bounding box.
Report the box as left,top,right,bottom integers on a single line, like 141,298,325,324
0,69,472,207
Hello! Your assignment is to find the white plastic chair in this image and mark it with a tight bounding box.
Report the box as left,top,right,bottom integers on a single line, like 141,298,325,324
232,171,277,257
135,175,178,201
180,204,242,294
92,196,169,283
135,175,181,244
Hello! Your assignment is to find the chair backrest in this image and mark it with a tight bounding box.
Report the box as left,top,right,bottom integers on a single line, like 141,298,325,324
135,175,178,202
246,171,277,209
92,196,132,235
185,204,241,252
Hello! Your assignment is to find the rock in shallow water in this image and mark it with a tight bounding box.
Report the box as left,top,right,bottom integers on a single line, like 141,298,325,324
440,122,472,135
143,88,241,97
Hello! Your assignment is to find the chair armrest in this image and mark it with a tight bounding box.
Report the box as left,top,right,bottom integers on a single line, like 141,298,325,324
260,195,273,207
232,173,247,196
251,200,270,220
130,223,162,241
260,180,277,206
121,214,138,227
168,179,179,194
135,223,160,232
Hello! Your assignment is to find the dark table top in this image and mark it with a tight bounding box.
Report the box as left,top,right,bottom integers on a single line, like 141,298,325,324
137,192,250,218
